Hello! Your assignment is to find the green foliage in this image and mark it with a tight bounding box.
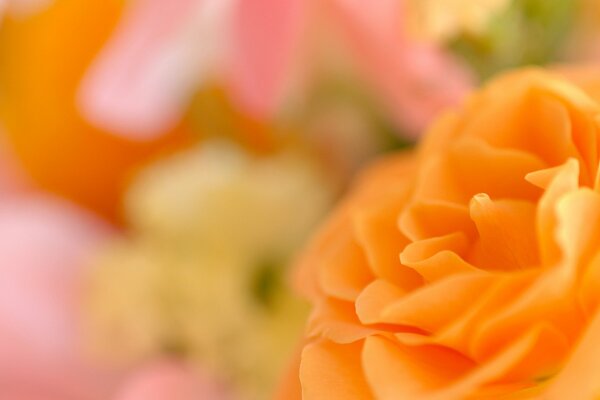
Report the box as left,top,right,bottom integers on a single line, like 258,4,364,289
451,0,577,80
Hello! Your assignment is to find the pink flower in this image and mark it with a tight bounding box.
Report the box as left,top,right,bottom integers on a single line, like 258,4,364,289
79,0,472,140
0,194,118,399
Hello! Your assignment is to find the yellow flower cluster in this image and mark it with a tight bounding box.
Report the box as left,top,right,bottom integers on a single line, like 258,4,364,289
85,141,335,399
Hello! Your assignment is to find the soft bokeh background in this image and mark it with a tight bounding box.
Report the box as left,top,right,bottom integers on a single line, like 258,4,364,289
0,0,596,398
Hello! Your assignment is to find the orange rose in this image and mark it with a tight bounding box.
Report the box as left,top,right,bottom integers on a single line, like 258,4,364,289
290,67,600,399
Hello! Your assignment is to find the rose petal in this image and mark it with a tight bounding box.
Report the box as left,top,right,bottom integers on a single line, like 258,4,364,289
307,298,381,344
545,307,600,399
467,195,539,270
526,158,580,265
318,231,374,301
381,273,494,332
300,339,373,400
353,187,422,290
355,279,405,325
400,234,481,283
363,328,555,400
399,200,474,242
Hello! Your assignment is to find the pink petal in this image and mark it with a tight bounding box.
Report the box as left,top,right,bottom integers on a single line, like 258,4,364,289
78,0,205,139
330,0,474,138
226,0,305,117
114,359,233,400
0,196,117,400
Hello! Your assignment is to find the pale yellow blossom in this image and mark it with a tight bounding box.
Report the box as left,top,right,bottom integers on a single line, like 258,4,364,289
86,141,334,399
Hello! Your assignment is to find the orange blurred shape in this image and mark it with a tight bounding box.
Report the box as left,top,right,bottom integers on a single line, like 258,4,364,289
0,0,194,223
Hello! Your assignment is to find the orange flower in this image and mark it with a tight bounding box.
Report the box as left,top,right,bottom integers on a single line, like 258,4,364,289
289,67,600,399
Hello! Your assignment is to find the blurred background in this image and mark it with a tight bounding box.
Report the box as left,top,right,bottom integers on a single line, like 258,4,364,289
0,0,597,399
